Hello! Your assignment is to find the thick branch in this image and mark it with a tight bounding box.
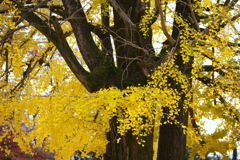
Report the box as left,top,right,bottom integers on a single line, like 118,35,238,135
101,4,113,61
196,76,212,86
223,0,230,6
19,8,92,91
62,0,104,71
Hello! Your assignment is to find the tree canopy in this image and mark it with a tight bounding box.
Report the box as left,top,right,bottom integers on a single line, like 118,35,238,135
0,0,239,160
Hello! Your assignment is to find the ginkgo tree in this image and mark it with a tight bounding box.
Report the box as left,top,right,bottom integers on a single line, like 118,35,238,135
0,0,239,160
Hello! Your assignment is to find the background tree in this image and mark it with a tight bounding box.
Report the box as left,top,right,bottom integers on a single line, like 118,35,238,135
0,124,54,159
232,148,238,160
0,0,239,160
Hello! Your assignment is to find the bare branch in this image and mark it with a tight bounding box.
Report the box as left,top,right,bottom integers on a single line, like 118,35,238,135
223,0,230,6
9,47,53,94
0,26,28,44
187,0,200,31
222,14,240,38
155,0,176,45
183,65,240,76
192,3,240,44
107,27,150,55
108,0,136,29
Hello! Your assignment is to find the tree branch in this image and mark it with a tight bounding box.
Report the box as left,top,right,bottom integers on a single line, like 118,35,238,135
107,27,150,56
192,3,240,44
108,0,136,29
9,46,53,94
187,0,200,31
101,3,114,61
183,65,240,76
188,107,205,146
223,0,231,6
62,0,105,71
155,0,176,45
18,8,92,91
0,26,27,44
197,76,239,122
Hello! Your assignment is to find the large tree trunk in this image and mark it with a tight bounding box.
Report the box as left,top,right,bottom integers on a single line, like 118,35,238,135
157,84,189,160
104,117,154,160
157,52,192,160
157,0,194,159
103,30,155,159
104,1,155,159
157,115,188,160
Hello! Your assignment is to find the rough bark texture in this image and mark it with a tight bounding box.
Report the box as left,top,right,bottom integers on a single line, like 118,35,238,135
157,1,194,160
104,117,154,160
157,57,191,160
104,1,155,159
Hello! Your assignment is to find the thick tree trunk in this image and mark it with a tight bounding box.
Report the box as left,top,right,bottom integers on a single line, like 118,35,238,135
232,148,237,160
157,98,188,160
104,117,154,160
157,1,194,159
104,1,155,159
103,44,154,160
157,54,191,160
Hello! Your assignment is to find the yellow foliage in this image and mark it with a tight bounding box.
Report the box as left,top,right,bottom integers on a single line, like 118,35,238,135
0,0,239,159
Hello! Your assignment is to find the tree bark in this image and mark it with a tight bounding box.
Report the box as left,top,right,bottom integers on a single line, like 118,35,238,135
104,117,154,160
104,1,155,159
157,52,192,160
232,148,237,160
157,1,193,160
